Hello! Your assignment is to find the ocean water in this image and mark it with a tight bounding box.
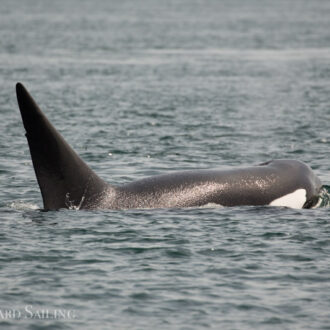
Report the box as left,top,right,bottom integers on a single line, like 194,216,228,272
1,0,330,329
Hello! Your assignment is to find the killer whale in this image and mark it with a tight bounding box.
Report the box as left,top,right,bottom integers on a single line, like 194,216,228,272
15,83,322,210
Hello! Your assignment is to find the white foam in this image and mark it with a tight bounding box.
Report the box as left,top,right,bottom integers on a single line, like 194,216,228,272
9,201,39,210
199,203,224,209
269,189,307,209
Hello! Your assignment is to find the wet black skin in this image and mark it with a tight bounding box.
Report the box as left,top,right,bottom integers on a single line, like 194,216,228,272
15,83,322,210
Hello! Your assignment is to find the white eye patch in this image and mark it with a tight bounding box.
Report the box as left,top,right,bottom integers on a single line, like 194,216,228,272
269,189,307,209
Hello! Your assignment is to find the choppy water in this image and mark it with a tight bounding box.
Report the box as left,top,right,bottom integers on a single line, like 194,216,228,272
1,0,330,329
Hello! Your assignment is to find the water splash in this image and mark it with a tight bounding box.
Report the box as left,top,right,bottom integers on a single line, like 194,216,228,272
315,185,330,208
65,192,85,210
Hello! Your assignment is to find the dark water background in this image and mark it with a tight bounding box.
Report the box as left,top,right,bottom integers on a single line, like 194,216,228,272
1,0,330,329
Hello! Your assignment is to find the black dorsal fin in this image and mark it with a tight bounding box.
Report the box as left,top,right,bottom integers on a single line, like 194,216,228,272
16,83,108,210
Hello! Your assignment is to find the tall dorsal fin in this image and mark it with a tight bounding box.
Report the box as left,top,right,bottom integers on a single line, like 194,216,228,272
16,83,108,210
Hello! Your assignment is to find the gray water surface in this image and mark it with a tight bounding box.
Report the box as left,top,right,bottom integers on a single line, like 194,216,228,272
1,0,330,329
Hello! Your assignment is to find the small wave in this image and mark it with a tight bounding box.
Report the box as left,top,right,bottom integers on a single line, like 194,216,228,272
9,201,40,211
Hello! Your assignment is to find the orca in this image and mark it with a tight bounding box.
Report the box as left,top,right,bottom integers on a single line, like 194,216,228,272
15,83,322,210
